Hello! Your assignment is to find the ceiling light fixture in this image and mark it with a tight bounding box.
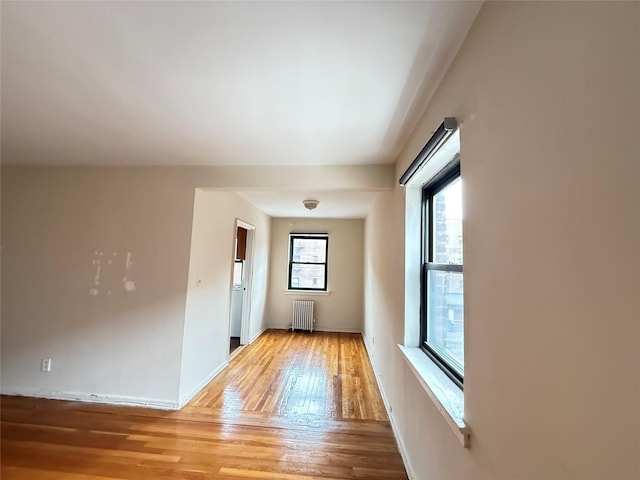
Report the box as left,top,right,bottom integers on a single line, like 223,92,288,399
303,199,319,211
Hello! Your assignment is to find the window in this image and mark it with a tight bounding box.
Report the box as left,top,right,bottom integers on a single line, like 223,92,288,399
288,234,328,291
422,160,464,387
399,121,467,444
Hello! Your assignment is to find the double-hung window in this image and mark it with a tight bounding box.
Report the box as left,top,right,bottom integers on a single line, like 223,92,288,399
288,234,328,291
399,119,467,445
422,160,464,387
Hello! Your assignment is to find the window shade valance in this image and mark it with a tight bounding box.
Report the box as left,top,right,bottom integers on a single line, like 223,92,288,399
399,117,458,186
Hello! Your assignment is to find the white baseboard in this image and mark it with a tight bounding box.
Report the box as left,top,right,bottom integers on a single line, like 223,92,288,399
178,360,229,408
3,361,232,412
361,333,416,480
267,324,290,331
249,327,267,343
268,323,362,334
0,387,180,410
314,326,362,333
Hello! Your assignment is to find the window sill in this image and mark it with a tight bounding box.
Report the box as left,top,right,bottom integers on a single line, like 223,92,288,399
284,289,331,296
398,345,470,447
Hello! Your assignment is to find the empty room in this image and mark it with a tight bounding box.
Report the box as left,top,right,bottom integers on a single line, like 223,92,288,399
1,1,638,480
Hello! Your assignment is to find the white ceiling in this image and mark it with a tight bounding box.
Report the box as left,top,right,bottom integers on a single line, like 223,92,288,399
237,190,382,219
1,1,481,217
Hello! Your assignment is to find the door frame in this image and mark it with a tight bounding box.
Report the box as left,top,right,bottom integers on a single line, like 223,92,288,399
230,218,255,348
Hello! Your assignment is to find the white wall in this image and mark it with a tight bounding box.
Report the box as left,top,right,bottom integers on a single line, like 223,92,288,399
178,190,270,403
364,2,640,479
268,217,364,333
183,165,394,190
1,167,195,407
1,171,272,408
1,163,380,408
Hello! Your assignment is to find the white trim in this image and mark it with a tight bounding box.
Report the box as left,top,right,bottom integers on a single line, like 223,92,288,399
0,387,180,410
288,232,328,237
312,326,361,333
361,334,417,480
403,186,422,347
232,218,256,346
178,360,229,407
284,289,331,296
236,219,255,231
398,345,470,447
249,327,267,344
267,324,361,334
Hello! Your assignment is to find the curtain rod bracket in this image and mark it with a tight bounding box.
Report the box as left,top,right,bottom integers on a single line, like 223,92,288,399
443,117,457,132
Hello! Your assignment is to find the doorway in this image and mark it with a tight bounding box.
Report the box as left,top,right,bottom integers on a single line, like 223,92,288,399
229,219,255,356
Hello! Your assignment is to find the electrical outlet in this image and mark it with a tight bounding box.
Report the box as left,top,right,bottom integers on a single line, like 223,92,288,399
41,358,52,372
372,336,375,346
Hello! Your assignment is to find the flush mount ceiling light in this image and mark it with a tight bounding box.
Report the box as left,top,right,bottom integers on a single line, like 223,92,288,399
303,199,319,211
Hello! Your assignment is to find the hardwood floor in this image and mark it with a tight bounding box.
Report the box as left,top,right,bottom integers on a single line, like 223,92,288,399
1,330,407,480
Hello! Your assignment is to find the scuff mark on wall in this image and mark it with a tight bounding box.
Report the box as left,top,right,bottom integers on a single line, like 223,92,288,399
94,265,102,286
122,251,136,292
89,251,102,296
88,250,136,295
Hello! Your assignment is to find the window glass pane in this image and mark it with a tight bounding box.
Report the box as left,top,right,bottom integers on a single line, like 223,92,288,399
427,270,464,371
291,264,326,289
433,178,463,264
292,238,327,263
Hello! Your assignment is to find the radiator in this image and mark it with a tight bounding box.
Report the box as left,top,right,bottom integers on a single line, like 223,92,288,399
292,300,314,332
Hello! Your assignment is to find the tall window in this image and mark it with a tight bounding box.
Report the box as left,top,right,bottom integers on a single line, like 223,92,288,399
422,161,464,386
288,234,328,291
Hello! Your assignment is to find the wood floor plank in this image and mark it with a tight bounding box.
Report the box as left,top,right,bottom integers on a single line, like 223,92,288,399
1,330,407,479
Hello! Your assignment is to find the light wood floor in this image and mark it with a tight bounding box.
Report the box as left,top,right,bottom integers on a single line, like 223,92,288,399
1,330,407,480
